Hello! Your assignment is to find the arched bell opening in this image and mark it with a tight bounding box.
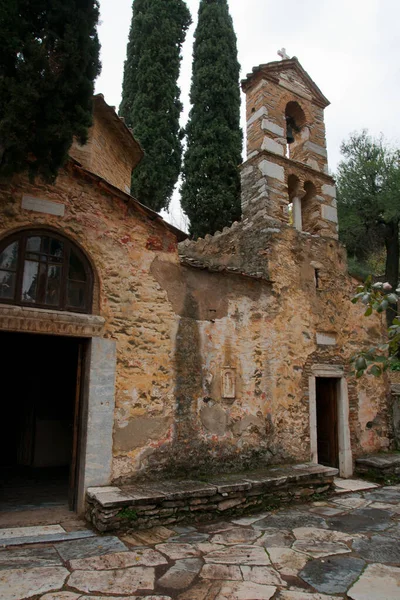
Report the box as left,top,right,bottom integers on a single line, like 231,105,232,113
302,181,318,233
285,101,307,159
287,174,302,229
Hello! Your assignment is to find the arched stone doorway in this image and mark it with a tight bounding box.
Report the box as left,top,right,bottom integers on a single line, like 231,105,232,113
0,229,114,513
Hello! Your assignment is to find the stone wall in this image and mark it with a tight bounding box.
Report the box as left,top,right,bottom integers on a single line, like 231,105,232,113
86,463,338,533
0,166,180,486
69,96,142,195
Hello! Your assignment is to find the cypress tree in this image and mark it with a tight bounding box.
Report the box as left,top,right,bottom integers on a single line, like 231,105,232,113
0,0,101,181
181,0,242,239
120,0,191,212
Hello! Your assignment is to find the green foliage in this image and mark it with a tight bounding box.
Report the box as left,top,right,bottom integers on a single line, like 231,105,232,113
0,0,101,181
351,278,400,377
119,0,191,212
118,507,138,521
180,0,242,239
336,131,400,300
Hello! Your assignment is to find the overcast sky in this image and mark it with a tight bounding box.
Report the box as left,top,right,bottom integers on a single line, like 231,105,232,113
95,0,400,229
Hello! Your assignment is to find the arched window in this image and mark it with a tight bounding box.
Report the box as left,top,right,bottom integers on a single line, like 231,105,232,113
0,230,93,313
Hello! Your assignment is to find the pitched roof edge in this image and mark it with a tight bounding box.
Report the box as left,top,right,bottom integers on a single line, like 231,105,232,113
69,157,188,242
241,58,330,108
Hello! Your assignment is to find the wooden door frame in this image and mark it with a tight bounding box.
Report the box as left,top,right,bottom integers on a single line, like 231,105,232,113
309,364,353,477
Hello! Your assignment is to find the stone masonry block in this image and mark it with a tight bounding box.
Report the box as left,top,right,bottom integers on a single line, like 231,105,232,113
322,183,337,198
259,160,285,182
261,119,285,137
321,204,338,223
261,137,284,156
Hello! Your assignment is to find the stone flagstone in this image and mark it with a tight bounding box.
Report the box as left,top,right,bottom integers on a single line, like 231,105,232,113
352,534,400,562
122,526,174,546
327,507,394,533
267,547,308,576
254,528,294,548
205,545,270,565
211,527,261,545
253,510,327,531
67,566,155,594
176,581,218,600
240,565,285,586
69,549,167,570
292,539,351,558
331,496,371,510
0,566,69,600
40,594,81,600
292,526,355,544
158,558,203,590
87,597,172,600
334,478,378,492
215,581,276,599
56,536,129,561
279,592,339,600
200,563,242,580
299,556,365,594
155,542,200,559
0,546,62,570
348,563,400,600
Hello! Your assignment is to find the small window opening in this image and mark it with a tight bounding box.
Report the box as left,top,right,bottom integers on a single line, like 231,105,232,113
315,269,320,289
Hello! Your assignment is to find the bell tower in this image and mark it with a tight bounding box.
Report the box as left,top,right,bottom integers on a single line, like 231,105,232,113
241,54,338,239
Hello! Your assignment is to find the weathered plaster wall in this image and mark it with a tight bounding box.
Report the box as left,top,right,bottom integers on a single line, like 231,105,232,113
0,163,391,486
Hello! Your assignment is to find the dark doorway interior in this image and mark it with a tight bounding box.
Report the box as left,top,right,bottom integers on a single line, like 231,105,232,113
316,377,339,468
0,332,84,512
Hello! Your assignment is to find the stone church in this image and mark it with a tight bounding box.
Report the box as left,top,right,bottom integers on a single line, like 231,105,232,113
0,57,391,515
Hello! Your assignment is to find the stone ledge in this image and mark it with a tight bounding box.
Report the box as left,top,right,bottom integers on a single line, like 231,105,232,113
356,453,400,479
86,462,338,533
0,304,105,337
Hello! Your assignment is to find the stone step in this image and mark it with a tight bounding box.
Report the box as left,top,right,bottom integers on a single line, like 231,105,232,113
86,462,338,533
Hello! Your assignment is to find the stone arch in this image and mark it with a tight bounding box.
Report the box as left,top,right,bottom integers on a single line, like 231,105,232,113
0,225,100,314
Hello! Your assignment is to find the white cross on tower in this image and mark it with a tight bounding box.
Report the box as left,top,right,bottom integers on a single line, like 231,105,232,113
278,48,290,60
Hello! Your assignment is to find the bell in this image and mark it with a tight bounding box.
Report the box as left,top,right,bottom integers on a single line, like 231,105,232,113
286,122,295,144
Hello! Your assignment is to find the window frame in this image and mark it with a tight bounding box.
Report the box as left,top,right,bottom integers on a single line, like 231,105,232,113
0,230,93,314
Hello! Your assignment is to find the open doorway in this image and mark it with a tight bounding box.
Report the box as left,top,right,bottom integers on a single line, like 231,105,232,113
0,331,85,512
316,377,339,468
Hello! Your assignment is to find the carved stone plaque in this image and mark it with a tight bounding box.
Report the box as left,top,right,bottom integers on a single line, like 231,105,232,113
22,194,65,216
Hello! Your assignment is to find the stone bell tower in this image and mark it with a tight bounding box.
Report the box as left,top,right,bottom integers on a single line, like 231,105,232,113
240,54,338,239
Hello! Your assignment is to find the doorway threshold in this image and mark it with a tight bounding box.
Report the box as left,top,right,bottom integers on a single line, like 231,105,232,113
0,525,95,547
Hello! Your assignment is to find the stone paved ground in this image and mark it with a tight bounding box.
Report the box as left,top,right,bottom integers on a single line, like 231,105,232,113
1,484,400,600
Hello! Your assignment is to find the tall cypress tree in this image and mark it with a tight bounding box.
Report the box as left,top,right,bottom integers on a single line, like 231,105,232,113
0,0,101,181
120,0,191,212
181,0,242,239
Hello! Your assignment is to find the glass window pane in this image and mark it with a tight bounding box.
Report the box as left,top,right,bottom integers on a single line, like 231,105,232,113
26,236,41,253
0,241,18,270
45,265,61,305
22,260,39,303
0,270,16,299
67,281,86,309
49,238,63,260
68,251,86,282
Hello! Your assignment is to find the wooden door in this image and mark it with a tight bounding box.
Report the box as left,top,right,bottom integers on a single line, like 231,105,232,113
316,377,339,468
68,342,84,510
